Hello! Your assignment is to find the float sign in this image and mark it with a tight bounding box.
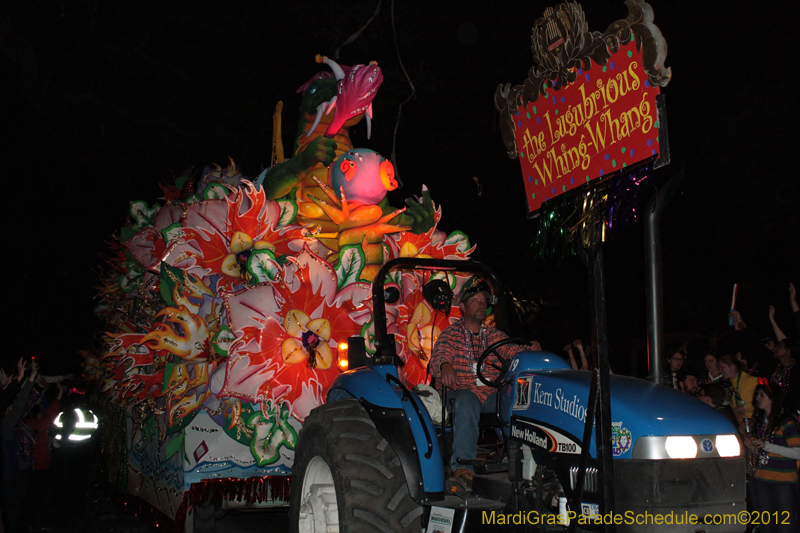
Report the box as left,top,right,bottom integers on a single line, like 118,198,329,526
495,0,672,215
514,40,662,213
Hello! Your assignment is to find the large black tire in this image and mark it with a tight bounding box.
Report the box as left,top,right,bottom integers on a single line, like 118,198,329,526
290,398,424,533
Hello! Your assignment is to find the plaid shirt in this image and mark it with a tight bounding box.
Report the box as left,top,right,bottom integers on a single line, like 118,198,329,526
430,319,520,402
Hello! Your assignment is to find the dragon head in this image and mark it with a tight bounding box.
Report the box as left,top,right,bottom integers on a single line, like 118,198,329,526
297,55,383,140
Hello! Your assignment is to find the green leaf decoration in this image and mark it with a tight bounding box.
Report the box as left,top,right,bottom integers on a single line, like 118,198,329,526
135,415,158,452
360,320,376,355
335,245,366,288
430,270,456,290
162,222,184,245
386,270,403,289
203,183,232,199
445,231,471,253
246,249,280,284
119,261,144,294
220,401,257,444
277,199,297,227
165,432,185,460
246,401,298,467
129,200,160,230
159,261,185,306
161,362,178,394
212,326,235,357
120,226,138,242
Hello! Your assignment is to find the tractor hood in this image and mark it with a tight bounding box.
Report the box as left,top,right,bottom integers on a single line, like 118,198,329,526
502,352,739,460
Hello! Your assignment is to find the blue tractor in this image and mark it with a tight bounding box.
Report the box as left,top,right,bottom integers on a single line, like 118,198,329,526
289,258,746,532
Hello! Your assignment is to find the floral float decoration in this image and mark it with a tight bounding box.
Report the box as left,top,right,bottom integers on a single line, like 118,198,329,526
94,55,480,505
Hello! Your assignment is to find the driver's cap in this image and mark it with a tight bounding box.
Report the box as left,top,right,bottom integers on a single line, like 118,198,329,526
460,276,492,304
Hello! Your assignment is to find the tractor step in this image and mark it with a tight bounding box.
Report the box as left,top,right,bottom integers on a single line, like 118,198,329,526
472,472,513,502
426,492,506,510
473,460,508,474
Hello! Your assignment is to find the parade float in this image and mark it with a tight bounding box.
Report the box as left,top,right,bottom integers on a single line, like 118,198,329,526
94,2,747,532
94,54,477,529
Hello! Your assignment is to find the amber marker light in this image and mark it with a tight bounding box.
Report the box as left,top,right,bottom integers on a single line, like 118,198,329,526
337,340,349,371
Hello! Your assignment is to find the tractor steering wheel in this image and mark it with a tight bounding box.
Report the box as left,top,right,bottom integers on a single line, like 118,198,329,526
476,337,528,388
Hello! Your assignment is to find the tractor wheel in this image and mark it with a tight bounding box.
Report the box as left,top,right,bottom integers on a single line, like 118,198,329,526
290,398,424,533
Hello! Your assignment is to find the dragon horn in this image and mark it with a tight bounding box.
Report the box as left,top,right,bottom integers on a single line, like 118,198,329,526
306,100,328,138
315,54,345,81
325,96,337,115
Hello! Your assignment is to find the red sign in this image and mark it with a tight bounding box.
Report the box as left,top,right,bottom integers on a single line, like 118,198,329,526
513,40,661,213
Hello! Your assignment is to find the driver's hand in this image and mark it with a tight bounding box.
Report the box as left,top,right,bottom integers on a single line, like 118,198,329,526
526,341,542,351
440,362,459,389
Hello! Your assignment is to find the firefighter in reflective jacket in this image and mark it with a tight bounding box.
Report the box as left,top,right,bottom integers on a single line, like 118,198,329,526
53,406,98,445
52,396,98,518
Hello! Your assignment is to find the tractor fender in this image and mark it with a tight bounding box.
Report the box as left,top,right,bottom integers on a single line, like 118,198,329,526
326,365,445,501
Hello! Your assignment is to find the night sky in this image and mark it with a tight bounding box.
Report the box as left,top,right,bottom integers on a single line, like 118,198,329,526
3,0,798,376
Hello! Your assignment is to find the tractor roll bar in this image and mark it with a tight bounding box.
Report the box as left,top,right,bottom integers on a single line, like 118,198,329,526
372,258,509,366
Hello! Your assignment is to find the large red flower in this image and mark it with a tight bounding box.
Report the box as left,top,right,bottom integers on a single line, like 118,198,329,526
222,247,367,421
168,182,305,291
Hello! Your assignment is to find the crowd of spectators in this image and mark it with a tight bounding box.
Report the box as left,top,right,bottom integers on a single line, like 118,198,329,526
667,283,799,532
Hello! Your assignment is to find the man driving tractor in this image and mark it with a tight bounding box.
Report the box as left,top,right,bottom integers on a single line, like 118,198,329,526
429,277,541,493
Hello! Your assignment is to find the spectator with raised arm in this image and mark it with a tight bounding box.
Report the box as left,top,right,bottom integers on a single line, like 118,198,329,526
564,339,588,371
1,359,38,533
729,310,774,378
0,359,26,416
20,382,63,531
768,305,788,345
769,339,798,411
790,282,800,337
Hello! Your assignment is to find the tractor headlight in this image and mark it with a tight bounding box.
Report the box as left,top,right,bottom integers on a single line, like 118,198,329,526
632,434,741,459
715,435,740,457
664,436,697,459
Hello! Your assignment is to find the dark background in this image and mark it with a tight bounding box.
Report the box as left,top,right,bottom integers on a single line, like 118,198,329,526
2,0,798,377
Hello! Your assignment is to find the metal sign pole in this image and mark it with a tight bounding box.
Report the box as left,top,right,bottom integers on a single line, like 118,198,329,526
590,242,616,531
574,240,615,532
645,173,682,383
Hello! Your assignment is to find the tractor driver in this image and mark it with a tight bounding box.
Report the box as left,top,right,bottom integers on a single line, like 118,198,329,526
430,277,541,493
